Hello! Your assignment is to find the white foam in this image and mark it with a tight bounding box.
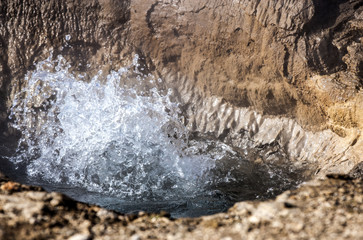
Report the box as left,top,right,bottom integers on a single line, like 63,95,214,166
9,54,221,200
8,54,304,207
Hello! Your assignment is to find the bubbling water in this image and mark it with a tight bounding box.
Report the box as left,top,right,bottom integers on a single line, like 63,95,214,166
8,54,304,217
10,54,222,200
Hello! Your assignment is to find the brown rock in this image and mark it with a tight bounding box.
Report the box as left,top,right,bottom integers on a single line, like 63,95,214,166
0,181,21,193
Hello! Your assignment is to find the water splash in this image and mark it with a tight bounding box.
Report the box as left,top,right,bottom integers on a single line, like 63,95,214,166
8,54,304,217
9,54,231,200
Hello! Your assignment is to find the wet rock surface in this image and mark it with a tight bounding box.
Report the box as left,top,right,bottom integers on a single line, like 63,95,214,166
1,172,363,239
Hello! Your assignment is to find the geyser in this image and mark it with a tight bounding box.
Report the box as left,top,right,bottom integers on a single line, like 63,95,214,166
5,54,304,218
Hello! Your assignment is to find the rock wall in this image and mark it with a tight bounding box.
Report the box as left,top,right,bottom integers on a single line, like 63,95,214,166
0,0,362,174
129,0,363,130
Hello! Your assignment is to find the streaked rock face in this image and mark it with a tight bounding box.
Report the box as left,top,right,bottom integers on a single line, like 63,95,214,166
0,1,362,175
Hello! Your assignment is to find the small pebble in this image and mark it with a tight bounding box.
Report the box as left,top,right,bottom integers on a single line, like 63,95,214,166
67,233,91,240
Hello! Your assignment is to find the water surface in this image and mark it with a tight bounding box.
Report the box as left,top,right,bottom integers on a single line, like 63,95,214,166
3,54,304,218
